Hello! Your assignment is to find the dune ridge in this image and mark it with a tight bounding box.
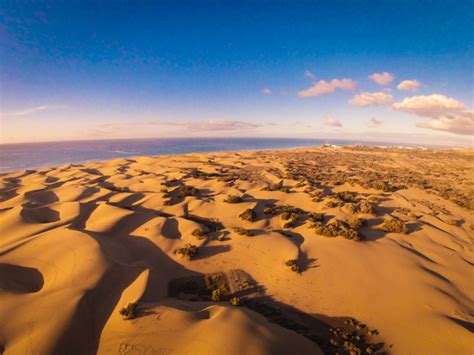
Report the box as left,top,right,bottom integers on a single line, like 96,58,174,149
0,146,473,354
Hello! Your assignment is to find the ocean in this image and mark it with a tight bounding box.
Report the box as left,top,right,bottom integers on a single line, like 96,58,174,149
0,137,408,173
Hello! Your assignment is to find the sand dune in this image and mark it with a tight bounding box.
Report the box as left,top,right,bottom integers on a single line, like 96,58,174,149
0,146,473,354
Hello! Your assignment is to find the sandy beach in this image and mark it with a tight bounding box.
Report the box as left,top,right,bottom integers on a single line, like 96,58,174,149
0,146,473,354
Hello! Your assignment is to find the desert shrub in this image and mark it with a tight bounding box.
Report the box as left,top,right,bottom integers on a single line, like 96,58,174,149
311,220,363,241
381,218,407,234
161,178,180,187
175,244,199,260
295,180,306,188
224,194,243,203
175,184,199,198
230,297,242,306
239,208,256,222
308,212,325,222
211,289,221,302
261,180,291,192
346,217,363,229
263,207,275,215
337,191,359,203
358,200,375,215
281,212,299,228
191,228,207,239
325,198,342,208
280,211,291,220
261,180,283,191
342,202,357,215
160,188,168,193
234,227,252,236
367,195,378,203
119,302,137,320
217,232,229,241
285,259,301,273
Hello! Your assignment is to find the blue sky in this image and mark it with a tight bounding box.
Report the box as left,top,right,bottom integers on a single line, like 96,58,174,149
1,1,473,145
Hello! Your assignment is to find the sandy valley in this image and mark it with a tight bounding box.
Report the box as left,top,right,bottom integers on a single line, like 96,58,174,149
0,146,473,354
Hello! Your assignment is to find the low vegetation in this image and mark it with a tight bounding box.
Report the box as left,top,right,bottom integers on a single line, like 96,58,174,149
230,296,242,306
381,218,407,234
261,180,291,193
119,302,138,320
308,212,325,222
175,244,199,260
224,194,243,203
280,212,300,228
285,259,301,273
191,228,207,239
239,208,256,222
234,227,253,236
310,220,363,241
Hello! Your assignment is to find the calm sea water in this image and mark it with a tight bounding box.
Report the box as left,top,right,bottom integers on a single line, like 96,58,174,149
0,137,403,173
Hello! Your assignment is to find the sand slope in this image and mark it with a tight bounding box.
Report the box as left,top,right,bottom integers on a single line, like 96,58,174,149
0,147,473,354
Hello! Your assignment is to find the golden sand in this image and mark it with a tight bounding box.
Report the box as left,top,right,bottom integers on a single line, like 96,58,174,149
0,146,473,354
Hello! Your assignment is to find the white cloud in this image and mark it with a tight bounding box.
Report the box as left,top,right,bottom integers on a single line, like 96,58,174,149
416,112,474,136
304,70,315,79
369,72,394,86
392,94,466,118
349,92,394,106
298,78,356,98
0,105,66,117
324,114,342,127
397,80,420,91
368,117,382,128
261,88,272,95
393,94,473,135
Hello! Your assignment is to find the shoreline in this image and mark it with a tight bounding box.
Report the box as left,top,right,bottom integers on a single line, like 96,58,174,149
2,140,472,175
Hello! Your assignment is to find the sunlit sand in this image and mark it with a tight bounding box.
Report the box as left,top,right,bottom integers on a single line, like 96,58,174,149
0,146,472,354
